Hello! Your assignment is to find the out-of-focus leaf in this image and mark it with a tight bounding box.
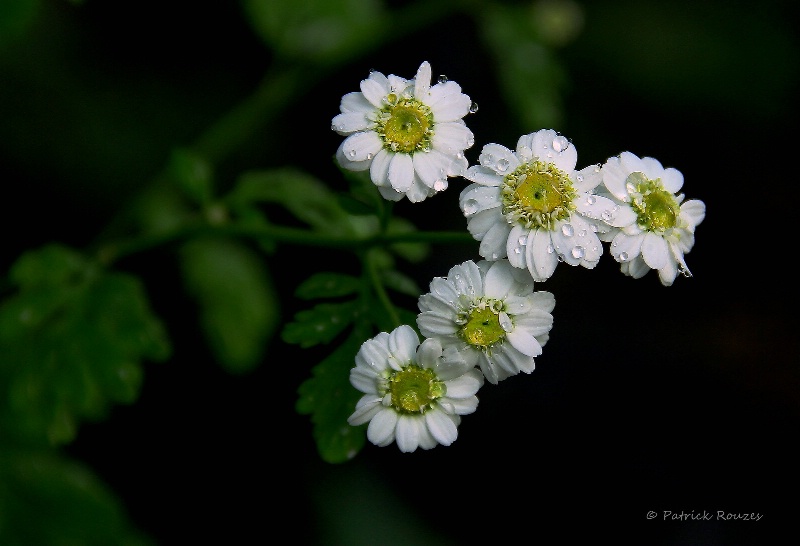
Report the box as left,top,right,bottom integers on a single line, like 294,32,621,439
380,269,421,298
386,216,429,263
282,300,360,348
295,272,362,300
241,0,385,63
179,237,280,375
0,0,39,48
479,4,567,131
0,448,153,546
168,147,214,206
295,330,367,463
227,168,354,235
0,245,171,446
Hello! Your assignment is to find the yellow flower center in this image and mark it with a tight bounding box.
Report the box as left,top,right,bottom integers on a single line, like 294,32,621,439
389,365,445,413
501,160,576,230
626,172,680,233
460,305,506,349
376,96,433,154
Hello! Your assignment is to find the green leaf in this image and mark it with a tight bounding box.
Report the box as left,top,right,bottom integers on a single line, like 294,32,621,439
227,168,353,234
179,237,280,375
0,0,39,48
0,245,171,446
479,4,566,131
295,331,367,463
386,216,429,263
380,269,421,298
281,300,360,348
241,0,386,63
168,147,214,206
295,272,361,300
0,448,153,545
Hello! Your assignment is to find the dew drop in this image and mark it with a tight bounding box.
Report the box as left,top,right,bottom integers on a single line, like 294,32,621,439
601,209,614,221
469,101,479,113
347,149,357,158
499,314,514,332
514,248,521,254
586,195,596,205
626,181,637,194
571,246,585,259
578,229,587,237
366,153,374,160
491,253,499,260
453,274,461,280
561,223,574,237
576,174,584,183
497,158,510,172
462,198,479,216
518,236,527,246
552,135,570,152
619,252,629,261
438,75,448,84
433,179,448,191
546,244,555,254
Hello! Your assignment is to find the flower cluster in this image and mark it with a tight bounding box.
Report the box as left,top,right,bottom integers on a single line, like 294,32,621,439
333,62,706,452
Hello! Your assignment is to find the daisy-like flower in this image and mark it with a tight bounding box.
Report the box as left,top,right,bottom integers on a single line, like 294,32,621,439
459,129,617,281
600,151,706,286
332,61,475,203
417,259,555,385
347,324,483,453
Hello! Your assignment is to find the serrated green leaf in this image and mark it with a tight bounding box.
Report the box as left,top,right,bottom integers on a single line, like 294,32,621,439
295,272,361,300
0,246,171,446
295,331,367,463
281,300,359,348
241,0,385,63
0,448,153,545
168,147,214,206
180,237,280,375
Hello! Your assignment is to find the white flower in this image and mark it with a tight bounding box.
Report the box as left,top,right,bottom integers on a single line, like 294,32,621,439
417,259,555,385
459,129,616,281
600,151,706,286
332,61,475,203
347,324,483,453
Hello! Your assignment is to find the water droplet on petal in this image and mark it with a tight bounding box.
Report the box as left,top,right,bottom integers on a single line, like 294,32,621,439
620,251,629,261
366,153,373,160
518,236,527,246
438,75,448,84
469,101,479,113
497,158,510,173
499,313,513,332
514,248,521,254
601,210,613,221
462,198,479,216
433,179,448,191
546,244,555,254
586,195,596,205
347,150,357,158
552,135,570,152
561,223,574,237
578,229,587,237
571,246,585,259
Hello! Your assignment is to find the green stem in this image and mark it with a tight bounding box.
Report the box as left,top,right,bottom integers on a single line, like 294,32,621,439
365,249,402,330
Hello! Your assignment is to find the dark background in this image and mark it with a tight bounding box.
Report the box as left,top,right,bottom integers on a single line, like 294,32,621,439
1,0,798,544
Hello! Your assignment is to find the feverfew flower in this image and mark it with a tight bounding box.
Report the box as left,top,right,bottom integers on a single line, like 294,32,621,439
347,324,483,453
332,61,475,203
417,259,555,385
600,151,706,286
459,129,616,281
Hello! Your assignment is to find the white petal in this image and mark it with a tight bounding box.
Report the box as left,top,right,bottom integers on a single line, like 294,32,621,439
506,328,543,357
417,293,457,316
349,369,378,393
360,76,389,107
680,199,706,228
388,325,419,362
573,164,603,192
443,370,483,398
426,81,463,107
600,156,630,200
661,167,684,193
395,415,422,453
335,142,371,172
388,152,414,191
347,396,382,425
366,407,398,446
479,222,510,260
530,129,577,172
430,92,472,122
405,176,432,202
417,312,459,337
526,229,558,281
658,258,679,286
479,143,520,174
432,121,474,155
413,149,450,188
339,91,374,114
610,232,644,262
466,208,502,240
484,259,516,300
464,166,503,186
416,337,443,369
641,156,665,179
414,61,432,97
342,131,382,162
377,185,405,201
331,112,371,134
369,148,393,187
356,337,391,370
425,410,458,446
459,185,502,215
641,232,669,270
506,225,528,269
